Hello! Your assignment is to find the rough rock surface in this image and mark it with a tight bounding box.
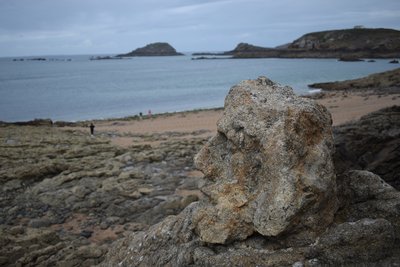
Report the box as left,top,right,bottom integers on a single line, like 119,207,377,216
101,77,400,266
335,170,400,239
0,125,206,266
315,218,395,264
193,77,337,244
333,105,400,189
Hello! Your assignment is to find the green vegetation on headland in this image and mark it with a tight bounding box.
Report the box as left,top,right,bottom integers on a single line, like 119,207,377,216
117,42,183,57
309,68,400,90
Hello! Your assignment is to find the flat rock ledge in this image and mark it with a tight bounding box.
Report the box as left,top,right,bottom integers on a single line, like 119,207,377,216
101,77,400,266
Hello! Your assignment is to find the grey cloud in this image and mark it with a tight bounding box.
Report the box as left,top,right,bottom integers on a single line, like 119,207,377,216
0,0,399,56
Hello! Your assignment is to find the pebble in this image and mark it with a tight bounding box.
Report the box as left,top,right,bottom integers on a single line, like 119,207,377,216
80,230,93,238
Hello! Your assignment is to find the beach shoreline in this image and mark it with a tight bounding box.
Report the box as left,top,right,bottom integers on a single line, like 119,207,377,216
56,88,399,148
2,87,399,148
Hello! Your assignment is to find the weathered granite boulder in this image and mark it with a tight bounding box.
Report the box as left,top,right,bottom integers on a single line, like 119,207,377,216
193,77,337,244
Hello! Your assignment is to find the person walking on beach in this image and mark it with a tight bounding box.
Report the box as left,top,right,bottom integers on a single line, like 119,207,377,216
89,123,95,135
148,109,152,118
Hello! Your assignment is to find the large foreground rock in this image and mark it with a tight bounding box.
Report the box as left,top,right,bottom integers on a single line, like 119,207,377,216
193,77,337,244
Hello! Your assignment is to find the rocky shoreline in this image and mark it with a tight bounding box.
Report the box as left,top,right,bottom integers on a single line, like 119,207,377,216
100,77,400,266
195,28,400,59
0,125,207,266
1,77,399,266
309,67,400,91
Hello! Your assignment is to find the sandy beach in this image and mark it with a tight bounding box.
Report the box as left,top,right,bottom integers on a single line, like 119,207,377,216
72,90,400,148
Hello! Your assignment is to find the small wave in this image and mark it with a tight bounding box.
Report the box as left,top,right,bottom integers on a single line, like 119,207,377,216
307,88,322,94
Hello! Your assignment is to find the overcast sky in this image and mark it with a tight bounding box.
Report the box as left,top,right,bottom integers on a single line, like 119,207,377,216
0,0,399,57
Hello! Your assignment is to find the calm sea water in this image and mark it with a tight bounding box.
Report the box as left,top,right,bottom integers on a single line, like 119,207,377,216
0,55,398,122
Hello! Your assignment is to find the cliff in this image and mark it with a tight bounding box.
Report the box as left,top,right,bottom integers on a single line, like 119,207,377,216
289,28,400,52
226,28,400,58
117,42,183,57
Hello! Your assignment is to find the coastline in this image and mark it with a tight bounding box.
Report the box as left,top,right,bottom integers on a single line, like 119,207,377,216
2,89,399,148
2,56,398,123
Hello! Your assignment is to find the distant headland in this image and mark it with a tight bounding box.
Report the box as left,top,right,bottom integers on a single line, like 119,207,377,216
117,42,183,57
195,27,400,59
308,67,400,90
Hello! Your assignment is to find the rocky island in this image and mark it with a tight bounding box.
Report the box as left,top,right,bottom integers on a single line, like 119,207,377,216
200,28,400,59
117,42,183,57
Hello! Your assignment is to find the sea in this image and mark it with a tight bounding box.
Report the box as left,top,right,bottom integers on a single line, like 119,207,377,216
0,54,398,122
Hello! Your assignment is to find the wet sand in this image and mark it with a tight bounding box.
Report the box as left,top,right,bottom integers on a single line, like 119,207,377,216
316,91,400,125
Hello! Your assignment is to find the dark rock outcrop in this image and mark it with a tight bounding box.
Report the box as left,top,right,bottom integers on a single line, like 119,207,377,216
309,67,400,90
288,28,400,54
222,42,276,58
335,170,400,239
338,56,364,62
117,42,183,57
315,218,395,265
101,78,400,266
333,105,400,189
0,118,53,127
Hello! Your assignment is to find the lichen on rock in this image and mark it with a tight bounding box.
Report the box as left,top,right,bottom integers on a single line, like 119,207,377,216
193,76,337,244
